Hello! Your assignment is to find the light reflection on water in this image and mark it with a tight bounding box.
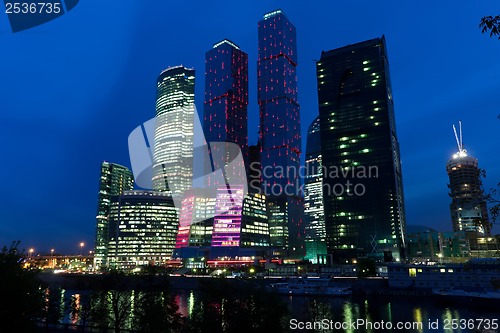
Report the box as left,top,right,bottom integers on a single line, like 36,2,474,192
57,289,498,333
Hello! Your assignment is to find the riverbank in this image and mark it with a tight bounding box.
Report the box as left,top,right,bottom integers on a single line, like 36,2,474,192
39,272,437,296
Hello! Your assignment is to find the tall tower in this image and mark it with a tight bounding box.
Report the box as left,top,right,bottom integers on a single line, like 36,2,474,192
94,162,134,269
447,122,491,235
203,39,249,171
258,9,304,257
317,37,406,262
304,116,327,262
152,66,195,196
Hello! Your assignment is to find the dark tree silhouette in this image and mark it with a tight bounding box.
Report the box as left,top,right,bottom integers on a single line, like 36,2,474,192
0,241,45,332
480,15,500,39
183,279,290,333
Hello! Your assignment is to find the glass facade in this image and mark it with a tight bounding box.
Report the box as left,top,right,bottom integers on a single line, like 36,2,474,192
175,188,216,249
152,66,195,196
211,185,245,247
447,154,491,235
304,117,327,263
317,37,406,262
241,193,270,247
258,10,304,257
94,162,133,269
203,39,248,182
107,191,178,271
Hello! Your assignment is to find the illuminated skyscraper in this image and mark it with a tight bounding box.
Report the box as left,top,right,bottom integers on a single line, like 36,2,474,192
107,191,178,271
304,117,327,262
94,162,134,269
203,39,248,182
317,37,406,262
447,124,491,235
152,66,195,196
258,9,304,257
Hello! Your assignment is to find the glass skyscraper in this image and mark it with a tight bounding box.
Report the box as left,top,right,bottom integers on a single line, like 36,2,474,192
316,37,406,262
107,190,178,271
258,9,304,257
203,39,248,178
152,66,195,196
304,116,327,263
94,162,134,269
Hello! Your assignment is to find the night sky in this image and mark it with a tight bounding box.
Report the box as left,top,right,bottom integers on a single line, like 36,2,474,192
1,1,499,254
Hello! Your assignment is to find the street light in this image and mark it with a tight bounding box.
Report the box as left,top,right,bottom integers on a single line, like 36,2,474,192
80,242,85,256
51,249,55,268
29,248,34,259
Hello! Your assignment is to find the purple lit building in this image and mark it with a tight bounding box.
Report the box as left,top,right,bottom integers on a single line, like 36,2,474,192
211,185,245,247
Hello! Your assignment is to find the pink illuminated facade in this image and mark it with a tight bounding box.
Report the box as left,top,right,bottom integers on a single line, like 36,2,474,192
211,185,245,247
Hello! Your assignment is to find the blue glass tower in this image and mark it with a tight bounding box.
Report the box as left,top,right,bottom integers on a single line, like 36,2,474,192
258,10,303,257
203,39,249,187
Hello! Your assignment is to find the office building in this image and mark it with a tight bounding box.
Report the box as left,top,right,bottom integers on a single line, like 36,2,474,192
316,37,406,262
107,191,178,270
304,117,327,263
258,9,304,257
203,39,248,187
94,162,134,269
175,188,216,249
152,66,195,196
241,193,270,248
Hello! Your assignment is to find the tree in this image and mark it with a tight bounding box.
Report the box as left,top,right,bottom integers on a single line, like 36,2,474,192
0,241,45,332
480,15,500,39
484,183,500,224
89,289,133,333
133,291,184,333
183,279,290,333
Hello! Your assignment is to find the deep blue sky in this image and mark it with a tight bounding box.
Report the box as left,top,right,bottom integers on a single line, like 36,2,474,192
1,1,499,254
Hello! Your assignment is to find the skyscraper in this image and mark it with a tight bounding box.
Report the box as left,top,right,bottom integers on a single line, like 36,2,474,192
447,125,491,235
258,9,304,257
203,39,248,178
304,116,327,263
317,37,406,262
107,190,178,270
94,162,134,269
152,66,195,196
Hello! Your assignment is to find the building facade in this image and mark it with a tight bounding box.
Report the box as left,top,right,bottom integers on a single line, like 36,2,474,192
203,39,249,185
175,188,216,250
304,116,327,263
258,9,304,257
94,162,134,269
107,191,178,270
152,66,195,196
241,193,270,248
316,37,406,262
447,149,491,235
